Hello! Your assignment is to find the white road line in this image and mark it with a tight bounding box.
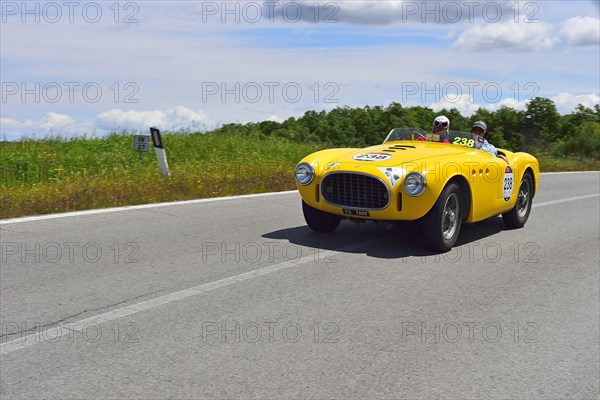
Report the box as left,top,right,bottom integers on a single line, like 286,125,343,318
533,193,599,208
0,237,379,355
2,171,598,225
0,190,298,225
540,171,599,175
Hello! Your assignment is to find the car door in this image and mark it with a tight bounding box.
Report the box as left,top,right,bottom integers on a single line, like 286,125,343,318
467,148,510,221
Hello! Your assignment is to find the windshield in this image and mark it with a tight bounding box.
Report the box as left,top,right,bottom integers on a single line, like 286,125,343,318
384,127,428,142
383,127,491,152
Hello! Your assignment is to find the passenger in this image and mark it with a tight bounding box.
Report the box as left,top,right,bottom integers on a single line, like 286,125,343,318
471,121,509,163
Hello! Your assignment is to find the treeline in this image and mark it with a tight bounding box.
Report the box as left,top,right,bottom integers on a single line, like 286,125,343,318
213,97,600,158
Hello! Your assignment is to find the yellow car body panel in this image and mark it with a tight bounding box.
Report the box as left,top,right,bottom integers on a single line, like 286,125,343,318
296,132,539,224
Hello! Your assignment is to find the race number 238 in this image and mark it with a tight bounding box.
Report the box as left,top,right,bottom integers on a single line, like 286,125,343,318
503,167,514,201
452,137,475,148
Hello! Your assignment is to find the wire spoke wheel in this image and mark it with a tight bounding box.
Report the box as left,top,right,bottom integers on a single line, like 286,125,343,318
502,173,533,229
442,193,459,240
424,183,462,252
516,179,530,218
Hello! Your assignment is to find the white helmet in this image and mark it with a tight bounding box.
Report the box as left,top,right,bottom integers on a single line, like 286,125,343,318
433,115,450,130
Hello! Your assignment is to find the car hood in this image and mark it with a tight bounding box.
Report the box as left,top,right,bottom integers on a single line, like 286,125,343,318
329,141,469,167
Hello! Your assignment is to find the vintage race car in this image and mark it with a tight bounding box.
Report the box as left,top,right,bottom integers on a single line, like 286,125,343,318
294,128,540,251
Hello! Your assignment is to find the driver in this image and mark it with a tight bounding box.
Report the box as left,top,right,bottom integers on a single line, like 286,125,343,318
418,115,451,143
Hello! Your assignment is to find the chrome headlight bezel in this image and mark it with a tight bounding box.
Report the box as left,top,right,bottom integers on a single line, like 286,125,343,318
295,162,314,185
403,172,427,196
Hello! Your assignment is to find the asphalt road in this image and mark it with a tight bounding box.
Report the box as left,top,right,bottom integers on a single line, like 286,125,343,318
1,172,599,399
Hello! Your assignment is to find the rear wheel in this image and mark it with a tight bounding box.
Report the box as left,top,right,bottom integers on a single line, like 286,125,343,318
302,201,341,233
423,183,462,252
502,173,533,228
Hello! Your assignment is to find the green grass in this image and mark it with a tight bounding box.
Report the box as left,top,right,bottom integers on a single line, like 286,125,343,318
0,132,326,219
537,155,600,172
1,132,598,219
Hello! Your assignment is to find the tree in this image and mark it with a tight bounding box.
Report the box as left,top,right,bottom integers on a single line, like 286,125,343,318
491,106,523,151
559,104,600,140
524,97,561,143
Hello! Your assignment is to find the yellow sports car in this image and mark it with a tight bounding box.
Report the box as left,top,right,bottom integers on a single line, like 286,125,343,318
294,128,540,251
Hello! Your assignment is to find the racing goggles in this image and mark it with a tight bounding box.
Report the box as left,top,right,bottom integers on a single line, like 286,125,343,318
434,120,449,128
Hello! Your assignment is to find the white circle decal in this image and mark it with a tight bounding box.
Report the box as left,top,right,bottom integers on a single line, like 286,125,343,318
352,153,392,162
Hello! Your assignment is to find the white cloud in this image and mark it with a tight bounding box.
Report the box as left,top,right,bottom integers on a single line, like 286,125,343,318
453,22,559,51
429,95,529,117
95,106,211,132
268,114,285,123
560,16,600,47
490,98,529,112
550,92,600,113
429,93,599,117
1,107,212,140
0,118,20,128
0,112,92,140
39,112,75,130
429,95,481,116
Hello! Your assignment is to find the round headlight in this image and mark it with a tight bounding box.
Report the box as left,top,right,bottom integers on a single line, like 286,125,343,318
295,162,314,185
403,172,426,196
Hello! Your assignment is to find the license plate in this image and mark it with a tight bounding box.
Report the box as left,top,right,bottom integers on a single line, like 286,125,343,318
343,209,370,217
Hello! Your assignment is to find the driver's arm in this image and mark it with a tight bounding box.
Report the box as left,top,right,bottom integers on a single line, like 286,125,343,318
489,144,509,163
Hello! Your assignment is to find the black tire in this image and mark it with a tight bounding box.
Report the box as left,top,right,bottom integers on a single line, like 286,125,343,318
302,201,341,233
502,173,533,228
423,183,462,252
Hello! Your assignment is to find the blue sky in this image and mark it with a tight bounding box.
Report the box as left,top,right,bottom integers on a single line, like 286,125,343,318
1,0,599,140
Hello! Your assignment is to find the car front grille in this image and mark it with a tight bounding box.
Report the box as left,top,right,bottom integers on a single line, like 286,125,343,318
321,173,390,210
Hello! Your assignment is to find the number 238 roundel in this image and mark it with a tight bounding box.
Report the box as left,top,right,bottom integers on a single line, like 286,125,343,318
352,153,392,162
503,166,514,201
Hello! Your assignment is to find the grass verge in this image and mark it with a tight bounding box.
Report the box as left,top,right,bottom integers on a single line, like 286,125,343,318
1,133,325,219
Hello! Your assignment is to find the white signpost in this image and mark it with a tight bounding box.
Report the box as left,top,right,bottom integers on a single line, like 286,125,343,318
149,127,170,177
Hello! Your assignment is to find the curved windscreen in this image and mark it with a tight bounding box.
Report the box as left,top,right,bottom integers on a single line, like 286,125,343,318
383,128,428,142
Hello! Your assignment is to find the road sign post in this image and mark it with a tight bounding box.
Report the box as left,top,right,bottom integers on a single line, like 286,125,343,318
133,134,151,161
149,127,170,177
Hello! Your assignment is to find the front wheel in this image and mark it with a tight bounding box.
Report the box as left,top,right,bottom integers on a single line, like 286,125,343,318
502,173,533,228
423,183,462,252
302,201,341,233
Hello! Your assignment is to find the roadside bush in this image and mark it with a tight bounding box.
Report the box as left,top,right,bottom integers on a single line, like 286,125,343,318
554,121,600,159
